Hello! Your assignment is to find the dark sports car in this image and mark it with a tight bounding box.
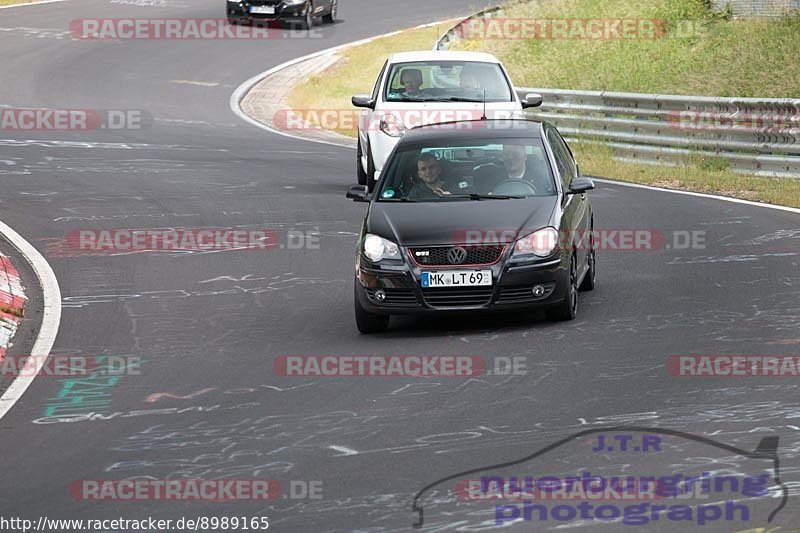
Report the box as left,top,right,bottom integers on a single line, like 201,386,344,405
346,119,595,333
226,0,337,29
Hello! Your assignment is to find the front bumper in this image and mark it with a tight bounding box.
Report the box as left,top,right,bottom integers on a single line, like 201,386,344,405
355,248,570,316
226,1,310,23
368,130,401,173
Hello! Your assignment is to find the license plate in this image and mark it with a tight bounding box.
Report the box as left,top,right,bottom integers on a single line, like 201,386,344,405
421,270,492,288
250,5,275,14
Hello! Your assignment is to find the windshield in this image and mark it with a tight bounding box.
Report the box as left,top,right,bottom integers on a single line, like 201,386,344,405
384,61,514,103
376,138,557,201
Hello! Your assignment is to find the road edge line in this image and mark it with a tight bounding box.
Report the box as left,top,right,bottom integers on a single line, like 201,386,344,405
229,20,452,149
0,221,61,421
0,0,68,10
591,178,800,214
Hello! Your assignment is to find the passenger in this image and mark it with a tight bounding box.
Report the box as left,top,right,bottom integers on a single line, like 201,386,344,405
407,154,452,198
459,67,482,91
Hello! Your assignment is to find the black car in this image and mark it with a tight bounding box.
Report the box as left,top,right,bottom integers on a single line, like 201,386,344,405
226,0,337,29
346,119,596,333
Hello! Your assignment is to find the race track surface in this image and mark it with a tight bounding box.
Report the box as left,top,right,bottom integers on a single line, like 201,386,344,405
0,1,798,531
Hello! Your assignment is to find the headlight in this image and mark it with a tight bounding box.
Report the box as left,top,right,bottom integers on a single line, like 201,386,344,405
379,114,406,138
283,0,306,4
363,234,401,262
514,227,559,258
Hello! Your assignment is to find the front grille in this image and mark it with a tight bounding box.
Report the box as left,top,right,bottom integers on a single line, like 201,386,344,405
496,283,556,304
422,287,494,308
409,245,505,266
366,288,418,307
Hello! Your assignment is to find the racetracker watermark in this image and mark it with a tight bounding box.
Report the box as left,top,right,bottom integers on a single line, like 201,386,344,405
667,110,800,131
65,228,319,253
0,355,142,378
453,18,677,40
69,19,322,39
273,355,487,377
453,228,705,251
272,109,493,132
0,109,151,131
455,477,668,502
667,355,800,377
69,479,281,501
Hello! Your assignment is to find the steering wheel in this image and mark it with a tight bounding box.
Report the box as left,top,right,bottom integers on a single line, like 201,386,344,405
491,179,537,196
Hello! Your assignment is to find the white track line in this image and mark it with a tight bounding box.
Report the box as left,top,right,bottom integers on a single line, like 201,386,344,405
231,33,800,215
229,20,451,149
0,0,67,9
592,178,800,214
0,221,61,421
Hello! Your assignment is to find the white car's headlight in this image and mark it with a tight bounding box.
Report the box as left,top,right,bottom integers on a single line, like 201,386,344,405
513,227,559,258
379,114,406,138
363,234,401,262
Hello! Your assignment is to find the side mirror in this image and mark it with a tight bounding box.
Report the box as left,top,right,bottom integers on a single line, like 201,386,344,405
346,184,370,202
351,95,375,109
567,177,595,194
521,93,543,109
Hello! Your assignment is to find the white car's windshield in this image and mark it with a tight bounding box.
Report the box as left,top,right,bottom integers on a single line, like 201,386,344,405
384,61,514,103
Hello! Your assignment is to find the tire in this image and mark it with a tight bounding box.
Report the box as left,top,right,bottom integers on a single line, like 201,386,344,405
354,282,390,333
366,140,377,193
323,0,337,23
296,2,314,30
356,138,367,186
578,227,596,292
547,254,578,321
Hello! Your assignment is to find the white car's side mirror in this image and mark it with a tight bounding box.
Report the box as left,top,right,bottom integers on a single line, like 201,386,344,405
522,93,543,109
352,95,375,109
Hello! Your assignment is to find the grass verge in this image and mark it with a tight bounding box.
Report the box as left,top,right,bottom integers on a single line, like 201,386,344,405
286,3,800,208
573,142,800,207
0,0,38,5
458,0,800,97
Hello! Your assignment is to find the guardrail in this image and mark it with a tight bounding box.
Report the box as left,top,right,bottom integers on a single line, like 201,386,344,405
438,6,800,178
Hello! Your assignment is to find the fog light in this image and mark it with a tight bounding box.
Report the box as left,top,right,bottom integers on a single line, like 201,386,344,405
374,289,386,302
532,284,546,297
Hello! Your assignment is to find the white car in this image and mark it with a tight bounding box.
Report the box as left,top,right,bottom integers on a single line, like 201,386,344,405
352,50,542,190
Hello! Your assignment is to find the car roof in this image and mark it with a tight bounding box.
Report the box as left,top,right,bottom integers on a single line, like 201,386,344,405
400,119,547,144
386,50,502,64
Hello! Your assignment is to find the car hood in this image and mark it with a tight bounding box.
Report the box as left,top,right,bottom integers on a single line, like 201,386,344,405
367,197,557,247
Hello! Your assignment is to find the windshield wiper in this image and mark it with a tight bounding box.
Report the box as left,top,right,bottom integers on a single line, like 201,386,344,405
422,97,487,103
386,97,426,102
446,194,524,200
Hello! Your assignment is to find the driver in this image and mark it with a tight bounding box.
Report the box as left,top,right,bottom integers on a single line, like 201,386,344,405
502,144,532,180
475,144,554,194
503,144,555,193
397,68,424,97
407,154,452,198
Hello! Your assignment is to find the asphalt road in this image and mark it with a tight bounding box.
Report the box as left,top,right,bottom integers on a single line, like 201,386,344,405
0,0,798,531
